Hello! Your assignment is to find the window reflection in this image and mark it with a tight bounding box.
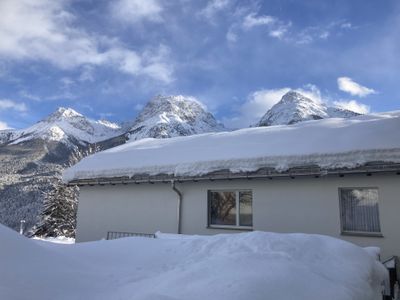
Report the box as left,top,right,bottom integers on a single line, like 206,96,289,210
209,191,236,225
209,190,253,227
340,188,381,233
239,191,253,226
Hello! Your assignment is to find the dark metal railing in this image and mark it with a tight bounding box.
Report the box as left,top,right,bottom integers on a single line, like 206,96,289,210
106,231,156,240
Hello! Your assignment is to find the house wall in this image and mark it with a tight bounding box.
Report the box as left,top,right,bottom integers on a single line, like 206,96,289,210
76,173,400,260
76,184,178,242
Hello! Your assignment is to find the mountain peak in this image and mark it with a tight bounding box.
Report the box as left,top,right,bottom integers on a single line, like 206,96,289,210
45,107,83,122
128,94,224,140
281,91,312,103
257,91,359,127
1,107,122,146
282,90,302,98
145,95,207,115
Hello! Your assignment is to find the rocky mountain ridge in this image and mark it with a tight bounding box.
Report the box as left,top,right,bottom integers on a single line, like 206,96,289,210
128,95,225,140
0,107,123,146
257,91,359,126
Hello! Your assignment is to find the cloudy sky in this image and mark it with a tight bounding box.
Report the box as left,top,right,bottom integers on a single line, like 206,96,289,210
0,0,399,129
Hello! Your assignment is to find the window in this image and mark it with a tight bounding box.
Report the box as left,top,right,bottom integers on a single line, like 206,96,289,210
339,188,381,235
208,190,253,228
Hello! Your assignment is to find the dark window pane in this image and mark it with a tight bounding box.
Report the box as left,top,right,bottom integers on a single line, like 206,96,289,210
239,191,253,226
340,188,381,233
209,191,236,226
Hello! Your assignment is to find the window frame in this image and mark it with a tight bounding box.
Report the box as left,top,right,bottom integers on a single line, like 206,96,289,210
207,189,253,230
338,187,383,237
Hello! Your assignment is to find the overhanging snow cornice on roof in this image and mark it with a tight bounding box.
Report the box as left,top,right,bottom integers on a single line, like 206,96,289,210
66,162,400,186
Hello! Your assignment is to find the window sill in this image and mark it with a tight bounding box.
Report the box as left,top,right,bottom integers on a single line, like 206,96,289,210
207,225,253,231
341,231,384,238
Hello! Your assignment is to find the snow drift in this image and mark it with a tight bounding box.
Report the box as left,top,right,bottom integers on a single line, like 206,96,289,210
0,225,388,300
63,111,400,182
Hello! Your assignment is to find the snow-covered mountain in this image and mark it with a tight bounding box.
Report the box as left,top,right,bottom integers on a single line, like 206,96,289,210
257,91,359,126
0,108,124,233
0,107,122,146
0,100,224,235
128,95,225,140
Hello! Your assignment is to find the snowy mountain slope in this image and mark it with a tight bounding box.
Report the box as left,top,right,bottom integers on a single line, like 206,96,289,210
0,108,124,234
1,108,122,146
128,95,225,140
257,91,359,126
0,129,14,144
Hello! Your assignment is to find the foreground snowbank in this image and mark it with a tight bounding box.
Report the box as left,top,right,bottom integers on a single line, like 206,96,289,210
32,236,75,244
0,225,387,300
63,111,400,182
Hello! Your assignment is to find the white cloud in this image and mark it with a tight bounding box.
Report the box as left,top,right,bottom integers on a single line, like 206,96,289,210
0,0,100,69
295,84,323,103
0,99,27,112
227,10,291,43
224,85,322,128
200,0,231,21
79,65,95,82
140,45,174,84
19,91,41,101
60,77,74,88
269,27,289,39
333,100,370,114
337,77,376,97
319,31,329,39
242,13,276,30
0,0,173,83
226,27,238,42
0,121,11,130
340,22,352,29
295,20,354,44
110,0,163,24
103,45,173,84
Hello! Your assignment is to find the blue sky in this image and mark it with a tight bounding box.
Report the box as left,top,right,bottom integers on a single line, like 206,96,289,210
0,0,399,129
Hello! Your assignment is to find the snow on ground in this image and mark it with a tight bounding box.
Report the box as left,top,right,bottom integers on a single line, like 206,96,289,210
32,236,75,244
63,111,400,182
0,224,387,300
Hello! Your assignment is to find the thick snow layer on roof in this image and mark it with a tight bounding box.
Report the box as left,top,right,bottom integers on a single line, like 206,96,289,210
0,224,388,299
63,111,400,182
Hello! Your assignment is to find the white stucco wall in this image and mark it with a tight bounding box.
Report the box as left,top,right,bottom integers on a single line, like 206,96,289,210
76,184,178,242
76,174,400,260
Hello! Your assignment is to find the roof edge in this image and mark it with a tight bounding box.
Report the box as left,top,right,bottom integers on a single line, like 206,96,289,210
66,162,400,186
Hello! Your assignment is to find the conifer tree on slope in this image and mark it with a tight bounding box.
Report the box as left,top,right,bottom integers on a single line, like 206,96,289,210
33,182,78,238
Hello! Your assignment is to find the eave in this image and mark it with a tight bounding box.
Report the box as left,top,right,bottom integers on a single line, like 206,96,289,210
66,161,400,187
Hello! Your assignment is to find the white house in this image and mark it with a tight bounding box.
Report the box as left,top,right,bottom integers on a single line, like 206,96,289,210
63,111,400,261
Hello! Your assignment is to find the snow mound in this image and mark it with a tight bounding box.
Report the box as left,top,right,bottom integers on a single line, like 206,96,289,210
64,111,400,182
0,225,388,300
32,236,75,244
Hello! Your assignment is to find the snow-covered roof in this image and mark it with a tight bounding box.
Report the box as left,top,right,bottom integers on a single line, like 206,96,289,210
63,111,400,183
